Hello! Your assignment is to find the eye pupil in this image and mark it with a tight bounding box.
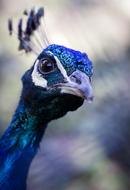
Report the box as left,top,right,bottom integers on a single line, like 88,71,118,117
38,59,55,74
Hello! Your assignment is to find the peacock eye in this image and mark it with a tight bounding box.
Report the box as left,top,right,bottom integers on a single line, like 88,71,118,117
38,58,56,74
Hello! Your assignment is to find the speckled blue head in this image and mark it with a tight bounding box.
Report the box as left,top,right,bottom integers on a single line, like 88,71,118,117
31,44,93,101
22,43,93,121
39,44,93,77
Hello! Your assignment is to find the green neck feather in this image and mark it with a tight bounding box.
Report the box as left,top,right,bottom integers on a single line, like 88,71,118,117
0,101,47,190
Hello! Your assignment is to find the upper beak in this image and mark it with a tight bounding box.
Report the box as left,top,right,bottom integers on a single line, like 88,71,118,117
59,70,93,102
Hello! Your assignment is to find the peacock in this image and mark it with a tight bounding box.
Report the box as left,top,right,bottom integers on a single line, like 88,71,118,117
0,7,93,190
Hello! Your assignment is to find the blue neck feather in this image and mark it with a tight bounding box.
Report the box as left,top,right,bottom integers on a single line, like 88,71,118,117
0,101,47,190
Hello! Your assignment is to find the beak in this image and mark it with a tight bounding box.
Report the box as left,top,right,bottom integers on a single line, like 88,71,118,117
59,70,93,102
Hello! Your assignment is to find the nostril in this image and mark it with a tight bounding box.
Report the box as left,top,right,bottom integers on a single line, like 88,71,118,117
89,77,92,83
70,75,81,84
87,95,94,103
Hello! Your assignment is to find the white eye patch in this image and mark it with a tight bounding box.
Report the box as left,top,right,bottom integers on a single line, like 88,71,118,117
31,51,72,88
32,60,47,88
53,55,72,83
46,51,72,84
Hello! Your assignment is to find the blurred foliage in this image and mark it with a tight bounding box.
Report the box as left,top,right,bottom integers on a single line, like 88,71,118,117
0,0,130,189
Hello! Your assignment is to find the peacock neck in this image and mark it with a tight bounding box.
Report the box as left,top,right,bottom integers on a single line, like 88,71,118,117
0,100,48,190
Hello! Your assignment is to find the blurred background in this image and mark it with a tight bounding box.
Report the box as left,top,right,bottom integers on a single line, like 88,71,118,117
0,0,130,189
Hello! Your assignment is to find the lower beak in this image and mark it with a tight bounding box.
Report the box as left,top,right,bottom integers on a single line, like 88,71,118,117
59,70,93,102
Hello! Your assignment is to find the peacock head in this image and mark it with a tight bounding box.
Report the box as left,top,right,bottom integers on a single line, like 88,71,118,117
21,44,93,122
8,7,93,122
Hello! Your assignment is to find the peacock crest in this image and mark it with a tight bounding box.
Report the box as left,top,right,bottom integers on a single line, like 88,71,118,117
8,7,49,55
